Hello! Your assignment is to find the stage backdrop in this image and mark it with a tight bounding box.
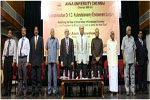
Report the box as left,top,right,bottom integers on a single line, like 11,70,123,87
41,1,120,55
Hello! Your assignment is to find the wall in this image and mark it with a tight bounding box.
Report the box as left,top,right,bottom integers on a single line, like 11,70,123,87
138,1,150,81
6,1,25,18
146,28,150,81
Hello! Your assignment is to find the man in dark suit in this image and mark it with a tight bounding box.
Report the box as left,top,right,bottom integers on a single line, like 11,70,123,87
91,28,103,95
29,26,44,96
91,28,103,77
60,28,74,96
135,31,149,94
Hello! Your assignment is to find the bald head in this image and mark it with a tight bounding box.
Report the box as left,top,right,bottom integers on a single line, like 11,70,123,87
126,26,131,36
50,28,55,38
79,25,84,35
64,28,69,37
95,28,99,38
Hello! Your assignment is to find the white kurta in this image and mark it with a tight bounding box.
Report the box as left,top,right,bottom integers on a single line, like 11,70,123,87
107,39,118,92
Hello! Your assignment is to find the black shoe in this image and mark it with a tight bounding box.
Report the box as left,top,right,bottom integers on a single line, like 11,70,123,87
68,93,71,97
31,92,35,96
38,91,42,96
138,90,142,94
16,93,22,97
143,90,148,94
83,93,86,97
126,92,129,96
53,93,57,96
8,92,11,96
48,94,51,96
131,92,136,96
3,93,8,96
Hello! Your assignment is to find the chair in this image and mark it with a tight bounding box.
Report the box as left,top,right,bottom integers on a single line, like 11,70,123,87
104,60,109,85
118,59,124,94
41,62,47,85
27,64,32,85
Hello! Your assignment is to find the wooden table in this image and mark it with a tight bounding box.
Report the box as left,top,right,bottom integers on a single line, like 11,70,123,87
60,78,104,99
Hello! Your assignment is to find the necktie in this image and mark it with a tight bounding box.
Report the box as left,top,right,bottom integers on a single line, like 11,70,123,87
140,39,143,46
81,35,83,51
20,38,24,56
6,39,11,57
35,35,37,49
66,39,69,54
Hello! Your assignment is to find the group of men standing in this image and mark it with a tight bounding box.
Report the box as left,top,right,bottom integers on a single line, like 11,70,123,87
2,25,149,97
121,26,149,96
2,26,44,97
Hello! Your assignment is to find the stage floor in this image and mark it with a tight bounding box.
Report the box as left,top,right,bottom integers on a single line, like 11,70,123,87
1,83,150,99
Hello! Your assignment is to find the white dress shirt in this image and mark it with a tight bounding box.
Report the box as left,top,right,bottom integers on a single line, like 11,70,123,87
35,35,39,49
35,35,39,43
65,37,69,46
107,39,118,67
2,38,17,63
76,34,89,64
138,38,143,46
17,36,30,64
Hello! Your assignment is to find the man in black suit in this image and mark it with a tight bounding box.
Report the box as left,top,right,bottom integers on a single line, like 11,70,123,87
29,26,44,96
60,28,74,96
91,28,103,95
91,28,103,77
135,31,149,94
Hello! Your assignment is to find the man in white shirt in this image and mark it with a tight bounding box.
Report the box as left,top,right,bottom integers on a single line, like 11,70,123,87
121,26,136,96
76,25,89,96
2,29,16,96
107,31,118,96
16,27,30,97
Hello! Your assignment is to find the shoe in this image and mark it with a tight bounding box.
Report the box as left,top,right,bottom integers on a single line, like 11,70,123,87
138,90,142,94
16,93,22,97
143,90,148,94
80,94,82,97
53,93,57,96
24,93,27,97
83,93,86,97
38,91,42,96
8,92,11,96
126,92,129,96
3,93,8,96
131,92,136,96
31,92,35,96
110,93,113,96
116,93,119,96
48,94,51,96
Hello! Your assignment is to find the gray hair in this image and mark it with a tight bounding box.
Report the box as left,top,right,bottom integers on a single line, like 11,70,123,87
79,25,84,30
21,27,26,32
126,26,131,32
95,28,99,32
50,28,54,33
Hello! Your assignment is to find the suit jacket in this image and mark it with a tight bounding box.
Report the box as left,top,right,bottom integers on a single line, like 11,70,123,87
60,37,74,67
135,38,148,65
91,37,103,64
76,34,89,64
29,35,44,67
